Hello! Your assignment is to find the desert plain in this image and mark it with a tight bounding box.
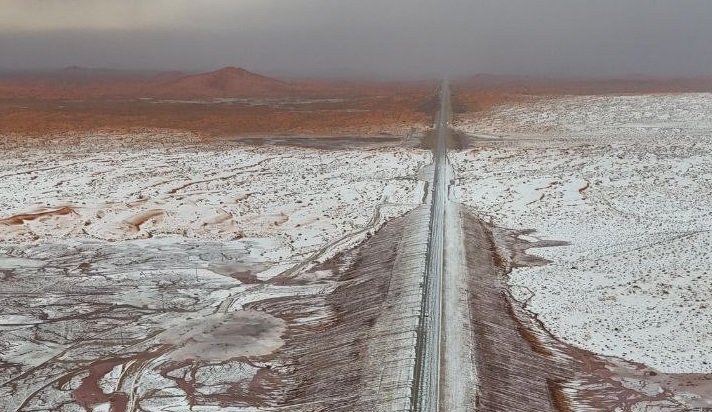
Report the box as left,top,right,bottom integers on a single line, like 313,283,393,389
1,69,711,411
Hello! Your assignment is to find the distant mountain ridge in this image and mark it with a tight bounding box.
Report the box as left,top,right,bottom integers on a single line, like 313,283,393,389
0,66,301,99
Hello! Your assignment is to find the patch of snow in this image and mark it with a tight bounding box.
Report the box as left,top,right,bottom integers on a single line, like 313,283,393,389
453,93,712,373
0,135,432,409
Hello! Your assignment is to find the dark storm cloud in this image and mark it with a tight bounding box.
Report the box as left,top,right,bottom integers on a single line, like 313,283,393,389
1,0,712,78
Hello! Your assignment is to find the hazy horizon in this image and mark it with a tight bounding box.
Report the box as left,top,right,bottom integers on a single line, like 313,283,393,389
2,0,712,79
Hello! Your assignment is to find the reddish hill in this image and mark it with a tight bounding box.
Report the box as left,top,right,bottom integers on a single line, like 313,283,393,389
154,67,290,98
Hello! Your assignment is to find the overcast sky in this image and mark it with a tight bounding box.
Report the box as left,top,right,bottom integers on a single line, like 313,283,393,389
1,0,712,78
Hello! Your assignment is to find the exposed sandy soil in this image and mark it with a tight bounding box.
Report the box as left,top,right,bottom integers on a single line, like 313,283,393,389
0,94,430,138
0,67,434,138
0,207,76,225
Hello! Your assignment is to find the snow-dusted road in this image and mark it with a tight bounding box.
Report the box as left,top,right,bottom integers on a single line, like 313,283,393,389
412,80,448,412
415,86,712,411
413,80,476,411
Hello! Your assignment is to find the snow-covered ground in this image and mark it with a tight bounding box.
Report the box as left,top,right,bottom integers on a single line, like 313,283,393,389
0,133,430,263
0,132,431,411
452,94,712,373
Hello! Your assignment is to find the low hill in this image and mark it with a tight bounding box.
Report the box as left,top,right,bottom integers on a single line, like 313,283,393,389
153,67,290,98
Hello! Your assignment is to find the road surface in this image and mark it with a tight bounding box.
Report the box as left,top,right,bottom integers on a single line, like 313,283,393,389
412,78,448,412
412,80,476,411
